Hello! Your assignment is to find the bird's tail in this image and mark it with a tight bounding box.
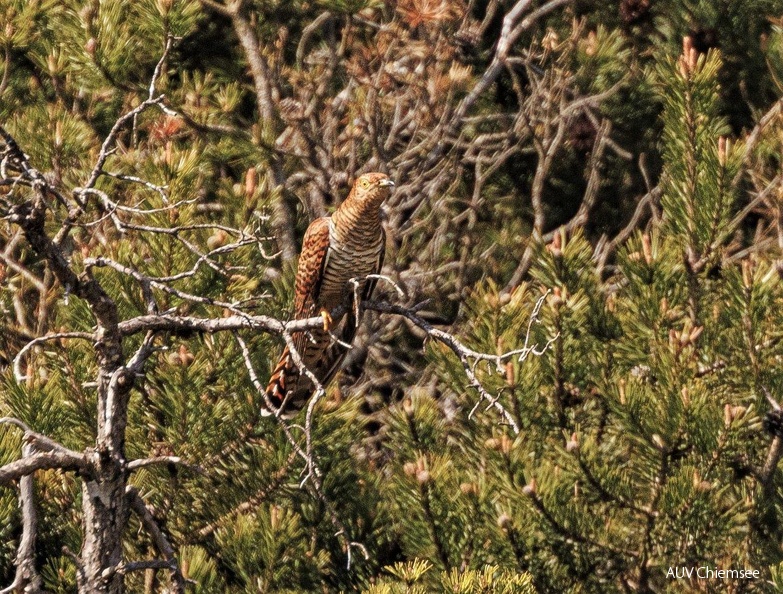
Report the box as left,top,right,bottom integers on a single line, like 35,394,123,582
263,347,291,416
263,334,346,418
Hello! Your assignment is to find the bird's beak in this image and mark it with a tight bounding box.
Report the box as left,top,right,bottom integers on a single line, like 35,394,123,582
378,178,395,188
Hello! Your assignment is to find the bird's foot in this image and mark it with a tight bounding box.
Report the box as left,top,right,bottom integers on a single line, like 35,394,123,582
320,309,333,331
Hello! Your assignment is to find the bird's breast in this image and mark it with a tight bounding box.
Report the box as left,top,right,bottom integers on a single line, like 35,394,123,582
318,220,383,308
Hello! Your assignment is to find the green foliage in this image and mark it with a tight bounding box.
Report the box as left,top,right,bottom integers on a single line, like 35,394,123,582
657,47,743,269
364,560,535,594
215,507,328,591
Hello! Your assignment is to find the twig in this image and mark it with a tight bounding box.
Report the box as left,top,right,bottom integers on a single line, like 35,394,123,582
126,486,187,594
760,387,783,498
733,97,783,188
594,187,661,271
81,37,174,193
0,417,31,433
13,331,94,383
127,456,204,474
365,294,556,435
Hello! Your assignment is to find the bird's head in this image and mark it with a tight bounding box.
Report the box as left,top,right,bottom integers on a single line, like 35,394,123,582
352,172,394,206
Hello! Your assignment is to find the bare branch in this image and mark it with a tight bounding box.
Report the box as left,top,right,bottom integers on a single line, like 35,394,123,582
0,417,31,433
13,331,94,383
126,487,186,594
118,311,327,337
81,95,168,192
595,187,661,271
0,444,47,594
0,451,89,487
365,295,555,435
127,456,203,474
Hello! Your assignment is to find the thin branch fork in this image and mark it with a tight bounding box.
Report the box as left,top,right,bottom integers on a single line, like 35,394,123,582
733,96,783,188
125,487,187,594
83,37,175,192
365,295,555,435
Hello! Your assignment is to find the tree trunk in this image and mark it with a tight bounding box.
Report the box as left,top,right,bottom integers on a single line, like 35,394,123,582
79,468,127,593
78,363,134,592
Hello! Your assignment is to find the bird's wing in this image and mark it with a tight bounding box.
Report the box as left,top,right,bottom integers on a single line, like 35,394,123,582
293,216,331,319
264,217,330,414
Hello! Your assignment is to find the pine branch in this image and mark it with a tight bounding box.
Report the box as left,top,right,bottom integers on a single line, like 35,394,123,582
195,450,297,540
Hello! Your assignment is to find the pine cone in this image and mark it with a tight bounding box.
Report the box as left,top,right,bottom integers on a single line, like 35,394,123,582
764,409,783,439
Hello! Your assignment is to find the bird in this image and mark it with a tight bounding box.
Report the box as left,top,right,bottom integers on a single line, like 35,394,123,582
264,172,394,418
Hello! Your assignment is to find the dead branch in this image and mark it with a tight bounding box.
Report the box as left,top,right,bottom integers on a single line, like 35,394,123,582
126,487,187,594
0,445,47,594
126,456,203,474
733,97,783,188
594,186,661,272
118,311,328,337
13,331,94,382
365,294,555,435
0,451,88,487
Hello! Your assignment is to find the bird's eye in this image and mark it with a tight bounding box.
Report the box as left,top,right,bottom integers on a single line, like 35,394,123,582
360,179,370,188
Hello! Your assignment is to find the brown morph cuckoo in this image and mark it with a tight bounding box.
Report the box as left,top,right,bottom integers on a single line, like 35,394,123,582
264,172,394,417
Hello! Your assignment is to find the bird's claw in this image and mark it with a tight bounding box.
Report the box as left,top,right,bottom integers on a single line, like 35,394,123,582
320,309,333,331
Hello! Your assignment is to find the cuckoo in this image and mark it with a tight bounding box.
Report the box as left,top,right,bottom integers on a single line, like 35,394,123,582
264,172,394,417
